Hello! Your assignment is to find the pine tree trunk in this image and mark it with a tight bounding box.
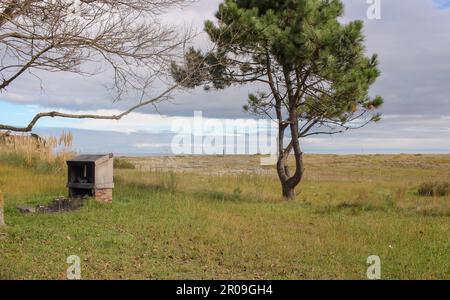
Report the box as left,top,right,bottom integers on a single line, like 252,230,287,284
276,121,305,201
282,182,296,200
277,153,304,200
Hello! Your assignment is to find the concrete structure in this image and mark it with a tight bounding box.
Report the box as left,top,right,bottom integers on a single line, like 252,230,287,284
67,154,114,203
0,191,4,226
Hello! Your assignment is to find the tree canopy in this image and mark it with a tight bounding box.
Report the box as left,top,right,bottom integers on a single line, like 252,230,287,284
172,0,383,199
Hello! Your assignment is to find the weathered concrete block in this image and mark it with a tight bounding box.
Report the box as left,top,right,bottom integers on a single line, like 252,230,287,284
0,191,5,226
16,206,37,214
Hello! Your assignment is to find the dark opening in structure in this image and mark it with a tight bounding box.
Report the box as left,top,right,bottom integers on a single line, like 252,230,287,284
69,188,93,198
68,163,94,185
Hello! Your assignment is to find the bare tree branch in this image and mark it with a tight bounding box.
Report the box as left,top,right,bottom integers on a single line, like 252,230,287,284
0,81,181,132
0,0,196,133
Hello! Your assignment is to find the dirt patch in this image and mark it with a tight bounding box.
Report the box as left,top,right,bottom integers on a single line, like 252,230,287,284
17,197,86,214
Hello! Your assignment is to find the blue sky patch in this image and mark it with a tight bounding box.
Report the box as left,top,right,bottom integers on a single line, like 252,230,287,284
435,0,450,9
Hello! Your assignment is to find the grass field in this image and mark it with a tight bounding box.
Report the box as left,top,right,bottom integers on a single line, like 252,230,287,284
0,154,449,279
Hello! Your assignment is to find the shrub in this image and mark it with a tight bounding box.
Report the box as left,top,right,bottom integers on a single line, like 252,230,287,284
0,132,74,172
163,171,177,194
114,158,136,169
417,181,450,197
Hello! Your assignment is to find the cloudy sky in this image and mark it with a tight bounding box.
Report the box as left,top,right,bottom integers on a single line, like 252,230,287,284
1,0,450,155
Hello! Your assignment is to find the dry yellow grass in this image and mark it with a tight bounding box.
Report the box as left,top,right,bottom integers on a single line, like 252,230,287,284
0,131,74,169
122,154,450,215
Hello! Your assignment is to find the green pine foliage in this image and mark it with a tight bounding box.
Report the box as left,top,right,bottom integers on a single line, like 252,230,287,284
171,0,384,199
172,0,383,124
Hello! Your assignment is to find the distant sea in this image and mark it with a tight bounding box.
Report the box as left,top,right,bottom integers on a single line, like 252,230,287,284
33,127,450,156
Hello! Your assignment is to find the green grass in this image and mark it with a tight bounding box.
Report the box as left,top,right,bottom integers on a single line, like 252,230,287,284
114,158,136,170
0,155,449,279
0,152,65,173
418,181,450,197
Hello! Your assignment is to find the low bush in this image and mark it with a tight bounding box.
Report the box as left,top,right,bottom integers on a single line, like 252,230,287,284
417,181,450,197
0,132,74,172
114,158,136,169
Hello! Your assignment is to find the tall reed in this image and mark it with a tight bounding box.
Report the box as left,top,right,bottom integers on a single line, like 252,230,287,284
0,131,75,171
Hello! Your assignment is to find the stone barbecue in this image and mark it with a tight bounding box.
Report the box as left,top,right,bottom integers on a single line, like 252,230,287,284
67,154,114,203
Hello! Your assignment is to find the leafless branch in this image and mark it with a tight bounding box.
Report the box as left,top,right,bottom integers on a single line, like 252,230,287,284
0,0,197,132
0,81,181,132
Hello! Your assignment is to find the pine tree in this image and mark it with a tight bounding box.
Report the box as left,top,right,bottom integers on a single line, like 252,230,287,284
172,0,383,199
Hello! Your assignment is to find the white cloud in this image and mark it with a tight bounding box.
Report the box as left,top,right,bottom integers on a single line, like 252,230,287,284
134,143,171,149
3,0,450,118
2,0,450,153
